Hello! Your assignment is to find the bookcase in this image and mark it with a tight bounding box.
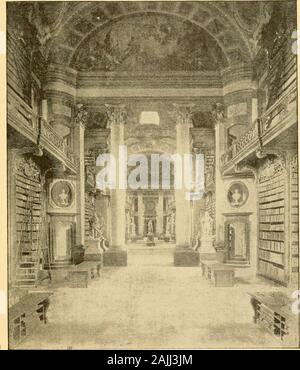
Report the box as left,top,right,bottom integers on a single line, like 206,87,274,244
14,157,43,286
290,154,299,285
258,157,286,284
258,154,299,286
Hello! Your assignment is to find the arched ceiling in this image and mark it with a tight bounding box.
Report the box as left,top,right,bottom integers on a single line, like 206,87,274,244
20,1,268,72
70,13,228,72
10,1,282,73
50,1,251,70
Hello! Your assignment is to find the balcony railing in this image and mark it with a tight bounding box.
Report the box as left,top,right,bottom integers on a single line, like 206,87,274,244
8,86,77,172
221,79,297,170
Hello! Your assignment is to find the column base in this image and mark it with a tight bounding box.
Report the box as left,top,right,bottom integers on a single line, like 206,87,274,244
174,247,199,267
103,249,127,266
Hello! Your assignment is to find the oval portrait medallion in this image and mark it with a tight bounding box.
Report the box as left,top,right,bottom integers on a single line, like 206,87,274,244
227,182,249,208
51,181,73,208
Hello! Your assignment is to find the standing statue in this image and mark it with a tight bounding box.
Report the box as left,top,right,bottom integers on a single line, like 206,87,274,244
146,219,155,246
89,214,102,239
147,219,154,234
131,216,136,237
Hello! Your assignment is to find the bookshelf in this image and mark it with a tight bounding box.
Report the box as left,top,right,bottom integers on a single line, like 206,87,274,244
258,158,286,284
290,155,299,285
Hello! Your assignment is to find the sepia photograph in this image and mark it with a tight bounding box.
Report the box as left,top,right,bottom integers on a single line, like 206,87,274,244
3,0,300,351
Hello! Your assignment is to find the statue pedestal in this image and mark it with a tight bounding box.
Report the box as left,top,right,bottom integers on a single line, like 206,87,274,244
84,239,102,262
174,246,199,266
199,239,217,261
103,248,127,266
146,232,155,246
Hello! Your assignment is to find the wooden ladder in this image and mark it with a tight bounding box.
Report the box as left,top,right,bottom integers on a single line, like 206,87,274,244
15,194,42,288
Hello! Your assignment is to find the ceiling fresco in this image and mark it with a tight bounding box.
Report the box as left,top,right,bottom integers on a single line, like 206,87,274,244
71,14,228,72
8,1,295,71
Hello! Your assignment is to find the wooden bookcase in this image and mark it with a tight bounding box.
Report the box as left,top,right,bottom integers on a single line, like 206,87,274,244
258,157,287,284
258,154,299,286
290,154,299,285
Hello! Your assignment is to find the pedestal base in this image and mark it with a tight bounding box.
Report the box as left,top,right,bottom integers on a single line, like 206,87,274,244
174,248,199,266
146,233,155,246
103,249,127,266
85,239,102,262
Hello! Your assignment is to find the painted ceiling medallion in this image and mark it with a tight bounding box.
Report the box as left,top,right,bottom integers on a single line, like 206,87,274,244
71,14,227,72
227,182,249,208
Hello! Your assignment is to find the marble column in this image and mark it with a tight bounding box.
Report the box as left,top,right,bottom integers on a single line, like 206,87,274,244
157,191,164,236
103,104,127,266
213,103,227,260
74,104,87,245
191,124,216,257
172,104,199,266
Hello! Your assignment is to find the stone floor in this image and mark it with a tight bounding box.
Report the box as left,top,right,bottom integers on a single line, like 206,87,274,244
17,244,298,349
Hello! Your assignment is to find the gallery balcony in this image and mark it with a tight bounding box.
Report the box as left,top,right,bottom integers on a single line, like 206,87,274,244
221,80,297,176
7,86,77,174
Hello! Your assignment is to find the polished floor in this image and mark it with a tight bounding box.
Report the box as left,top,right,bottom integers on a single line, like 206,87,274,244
17,243,297,349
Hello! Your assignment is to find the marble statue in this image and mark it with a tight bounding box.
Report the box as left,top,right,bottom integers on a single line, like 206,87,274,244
131,216,136,237
148,219,154,234
89,214,102,239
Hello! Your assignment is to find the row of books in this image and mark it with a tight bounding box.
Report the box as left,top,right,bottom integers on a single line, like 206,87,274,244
259,223,285,231
259,250,284,265
259,193,285,204
259,179,285,193
259,231,285,241
16,174,42,187
16,178,41,187
260,216,284,224
16,207,41,215
260,200,284,209
259,240,285,253
16,215,41,223
16,188,41,198
258,187,284,199
260,207,284,215
259,260,285,282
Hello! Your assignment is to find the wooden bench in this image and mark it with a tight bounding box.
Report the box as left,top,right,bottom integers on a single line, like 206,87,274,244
68,261,101,288
201,261,235,287
9,291,52,348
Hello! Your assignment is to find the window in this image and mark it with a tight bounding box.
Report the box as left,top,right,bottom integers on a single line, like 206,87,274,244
139,111,160,125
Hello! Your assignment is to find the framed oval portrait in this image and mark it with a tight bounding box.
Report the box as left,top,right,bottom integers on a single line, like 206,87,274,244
51,180,74,208
227,182,249,208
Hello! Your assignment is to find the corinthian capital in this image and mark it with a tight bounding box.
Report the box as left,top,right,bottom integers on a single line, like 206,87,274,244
105,104,127,127
171,103,195,126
